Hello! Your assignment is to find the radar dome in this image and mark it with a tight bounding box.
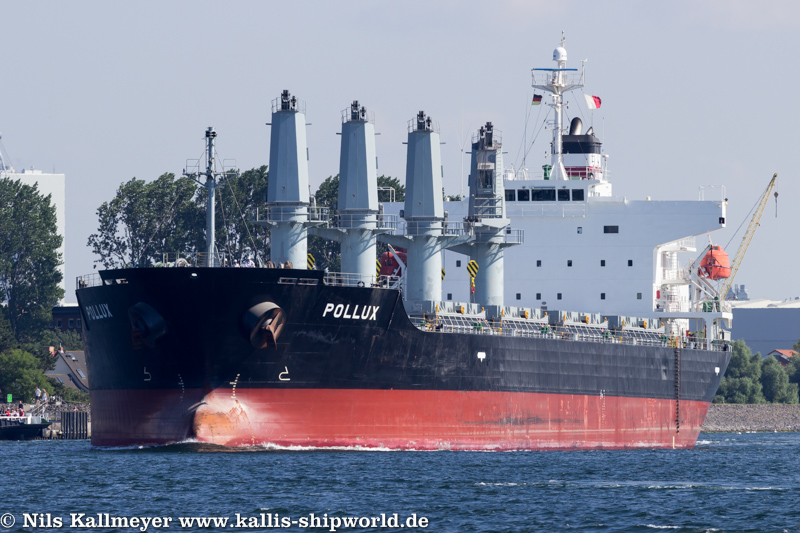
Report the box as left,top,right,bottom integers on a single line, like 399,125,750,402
553,46,567,62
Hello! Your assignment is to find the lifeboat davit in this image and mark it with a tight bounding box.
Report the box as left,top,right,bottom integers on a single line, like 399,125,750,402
379,249,407,277
698,245,731,280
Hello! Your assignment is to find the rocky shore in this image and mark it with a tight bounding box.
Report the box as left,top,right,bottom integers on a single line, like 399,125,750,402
702,404,800,433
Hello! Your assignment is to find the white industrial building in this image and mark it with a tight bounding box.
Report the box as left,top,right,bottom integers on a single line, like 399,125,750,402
730,299,800,356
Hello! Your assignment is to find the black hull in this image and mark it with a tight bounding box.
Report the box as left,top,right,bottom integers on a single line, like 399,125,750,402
0,419,50,441
76,267,730,449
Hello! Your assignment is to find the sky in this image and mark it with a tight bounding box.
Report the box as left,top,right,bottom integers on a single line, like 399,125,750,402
2,0,799,304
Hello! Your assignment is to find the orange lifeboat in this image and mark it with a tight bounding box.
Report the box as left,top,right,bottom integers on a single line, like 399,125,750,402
698,245,731,280
379,248,407,277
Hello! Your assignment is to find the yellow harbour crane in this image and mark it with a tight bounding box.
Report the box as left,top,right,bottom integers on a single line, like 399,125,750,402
719,173,778,300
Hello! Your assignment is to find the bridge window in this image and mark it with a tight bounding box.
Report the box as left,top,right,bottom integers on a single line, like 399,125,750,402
572,189,585,201
517,189,530,201
558,189,570,201
532,188,556,201
505,190,516,201
604,225,619,234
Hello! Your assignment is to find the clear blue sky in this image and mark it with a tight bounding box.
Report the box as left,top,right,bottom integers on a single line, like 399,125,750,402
3,0,798,303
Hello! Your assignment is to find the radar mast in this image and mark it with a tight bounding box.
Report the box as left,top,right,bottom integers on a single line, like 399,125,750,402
531,33,585,181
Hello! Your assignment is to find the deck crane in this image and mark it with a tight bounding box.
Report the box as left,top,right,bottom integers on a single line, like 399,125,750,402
719,173,778,300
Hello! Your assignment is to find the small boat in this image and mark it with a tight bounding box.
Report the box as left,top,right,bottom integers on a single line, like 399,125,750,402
0,414,52,441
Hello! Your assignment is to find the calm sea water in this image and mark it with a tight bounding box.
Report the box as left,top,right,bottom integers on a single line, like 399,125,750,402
2,433,799,533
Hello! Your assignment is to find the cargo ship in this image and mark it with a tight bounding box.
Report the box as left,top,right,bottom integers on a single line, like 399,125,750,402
76,38,732,449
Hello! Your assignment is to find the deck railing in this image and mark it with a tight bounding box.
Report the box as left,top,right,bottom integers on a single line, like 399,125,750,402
408,315,728,352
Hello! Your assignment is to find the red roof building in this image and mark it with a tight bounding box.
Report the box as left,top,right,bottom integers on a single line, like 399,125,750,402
767,349,797,367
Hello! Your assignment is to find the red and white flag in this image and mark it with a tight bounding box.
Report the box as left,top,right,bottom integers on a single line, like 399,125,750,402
584,94,602,109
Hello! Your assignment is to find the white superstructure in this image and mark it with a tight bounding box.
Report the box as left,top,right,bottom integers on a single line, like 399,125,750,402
381,37,727,329
0,136,66,303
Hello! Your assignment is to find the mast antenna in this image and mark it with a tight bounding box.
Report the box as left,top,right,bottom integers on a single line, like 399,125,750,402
531,35,584,181
184,127,238,267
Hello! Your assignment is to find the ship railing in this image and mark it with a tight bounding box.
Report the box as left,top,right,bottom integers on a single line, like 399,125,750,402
471,128,503,145
388,220,468,237
500,228,524,244
443,221,467,236
471,197,504,218
341,106,375,124
409,316,729,351
660,268,689,282
153,251,237,268
506,203,587,218
323,272,401,289
254,206,329,224
698,185,726,202
506,168,610,181
271,95,306,114
76,273,102,289
377,214,400,231
659,238,697,252
332,213,400,231
692,299,732,313
531,69,584,89
407,116,440,133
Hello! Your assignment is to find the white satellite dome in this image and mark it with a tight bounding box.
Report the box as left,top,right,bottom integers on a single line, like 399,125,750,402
553,46,567,62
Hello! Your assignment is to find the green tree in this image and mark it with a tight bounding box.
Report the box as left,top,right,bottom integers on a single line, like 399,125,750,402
786,340,800,388
88,173,202,268
0,349,49,402
377,175,405,202
713,340,765,404
196,166,270,264
760,356,799,403
309,175,342,272
0,308,14,354
36,329,84,353
0,178,64,342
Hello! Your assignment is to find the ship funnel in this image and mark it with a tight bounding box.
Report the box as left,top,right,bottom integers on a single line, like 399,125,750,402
261,90,312,268
569,117,583,135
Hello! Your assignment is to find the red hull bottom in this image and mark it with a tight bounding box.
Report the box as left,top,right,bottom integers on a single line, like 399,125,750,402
91,388,709,450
